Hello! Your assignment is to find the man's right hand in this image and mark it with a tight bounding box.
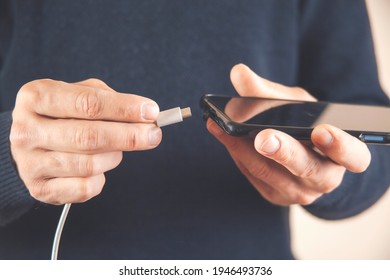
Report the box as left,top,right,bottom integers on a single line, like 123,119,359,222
10,78,162,205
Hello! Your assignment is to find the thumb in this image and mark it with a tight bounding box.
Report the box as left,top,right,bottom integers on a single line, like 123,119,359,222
230,64,316,101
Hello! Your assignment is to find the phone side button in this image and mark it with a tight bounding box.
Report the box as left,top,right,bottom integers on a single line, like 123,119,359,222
359,133,386,143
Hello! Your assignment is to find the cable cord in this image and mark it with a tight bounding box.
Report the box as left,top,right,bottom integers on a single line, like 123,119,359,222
51,203,72,260
49,106,191,260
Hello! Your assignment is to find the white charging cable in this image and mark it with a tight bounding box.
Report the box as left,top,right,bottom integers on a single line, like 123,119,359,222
51,203,71,260
50,106,191,260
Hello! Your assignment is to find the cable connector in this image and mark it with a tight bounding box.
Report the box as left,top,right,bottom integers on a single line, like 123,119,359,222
157,107,192,127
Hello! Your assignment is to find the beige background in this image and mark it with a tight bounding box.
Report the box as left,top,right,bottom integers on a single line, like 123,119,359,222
290,0,390,259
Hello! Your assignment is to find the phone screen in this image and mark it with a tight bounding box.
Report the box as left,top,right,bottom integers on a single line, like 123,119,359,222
201,94,390,143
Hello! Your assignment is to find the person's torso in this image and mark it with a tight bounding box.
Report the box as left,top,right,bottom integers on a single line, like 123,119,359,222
0,0,300,259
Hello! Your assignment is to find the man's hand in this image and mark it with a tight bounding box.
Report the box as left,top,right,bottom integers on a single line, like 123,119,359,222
207,64,371,205
10,78,162,204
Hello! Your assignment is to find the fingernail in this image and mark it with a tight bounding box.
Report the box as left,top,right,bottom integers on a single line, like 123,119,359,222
259,135,280,155
314,127,333,147
149,127,162,146
141,102,159,120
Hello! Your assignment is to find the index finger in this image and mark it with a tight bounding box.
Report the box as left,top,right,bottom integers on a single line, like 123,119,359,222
230,64,317,101
18,79,159,122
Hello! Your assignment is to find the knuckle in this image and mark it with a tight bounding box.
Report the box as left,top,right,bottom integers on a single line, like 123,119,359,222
17,81,40,103
292,191,316,205
75,89,104,119
77,176,104,202
299,159,321,179
254,181,292,206
72,126,102,151
124,128,140,150
76,183,90,203
299,196,316,206
17,79,53,106
17,86,40,108
85,78,108,89
265,193,281,206
29,187,41,201
9,122,31,147
79,155,95,176
257,185,283,206
29,160,47,179
45,153,64,172
28,180,48,202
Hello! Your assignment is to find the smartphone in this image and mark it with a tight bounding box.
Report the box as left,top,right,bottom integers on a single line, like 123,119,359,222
200,94,390,144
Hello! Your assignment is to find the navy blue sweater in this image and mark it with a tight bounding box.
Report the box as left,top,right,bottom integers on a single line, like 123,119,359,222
1,0,389,259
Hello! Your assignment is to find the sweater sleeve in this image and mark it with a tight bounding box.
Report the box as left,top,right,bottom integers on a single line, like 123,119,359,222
298,0,390,219
0,111,35,226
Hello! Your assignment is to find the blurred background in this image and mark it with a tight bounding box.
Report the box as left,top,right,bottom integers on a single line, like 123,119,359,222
290,0,390,259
